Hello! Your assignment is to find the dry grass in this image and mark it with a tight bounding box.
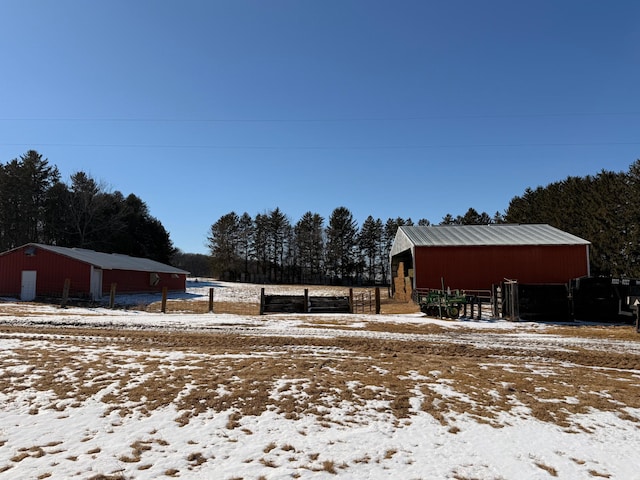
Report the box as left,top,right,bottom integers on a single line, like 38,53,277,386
1,323,639,439
146,300,262,315
322,460,337,474
534,461,558,476
1,300,639,478
589,470,612,478
545,324,640,341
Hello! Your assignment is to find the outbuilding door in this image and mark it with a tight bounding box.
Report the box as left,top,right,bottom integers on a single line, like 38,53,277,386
21,270,37,301
90,267,103,300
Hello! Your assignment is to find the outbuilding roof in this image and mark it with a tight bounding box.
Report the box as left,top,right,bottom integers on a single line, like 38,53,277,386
391,224,590,256
20,243,189,274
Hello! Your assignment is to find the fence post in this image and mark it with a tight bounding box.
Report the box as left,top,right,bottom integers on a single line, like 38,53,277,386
304,288,309,313
161,287,168,313
349,288,354,314
375,287,381,314
109,283,117,309
209,288,214,313
260,287,265,315
60,278,71,308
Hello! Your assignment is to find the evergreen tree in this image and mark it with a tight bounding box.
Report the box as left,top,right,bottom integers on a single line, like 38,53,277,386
66,172,117,248
42,181,73,245
112,193,175,263
294,211,325,284
0,150,59,249
456,207,493,225
440,213,455,225
237,212,255,280
358,215,383,283
253,213,270,279
207,212,240,280
504,163,639,277
325,207,358,283
626,160,640,274
0,151,175,262
267,208,292,282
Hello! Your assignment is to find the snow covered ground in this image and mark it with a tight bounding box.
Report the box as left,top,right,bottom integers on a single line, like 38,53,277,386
1,280,639,479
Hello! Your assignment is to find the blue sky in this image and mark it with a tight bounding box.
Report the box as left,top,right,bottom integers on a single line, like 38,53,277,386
1,1,639,254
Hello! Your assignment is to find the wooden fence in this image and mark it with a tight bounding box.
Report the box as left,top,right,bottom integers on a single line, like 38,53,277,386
260,288,381,315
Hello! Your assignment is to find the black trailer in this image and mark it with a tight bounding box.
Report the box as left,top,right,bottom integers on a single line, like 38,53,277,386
571,277,640,323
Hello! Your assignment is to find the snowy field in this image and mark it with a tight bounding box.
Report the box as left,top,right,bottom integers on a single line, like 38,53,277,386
1,280,639,479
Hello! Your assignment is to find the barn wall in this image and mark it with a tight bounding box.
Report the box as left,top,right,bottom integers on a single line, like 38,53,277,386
102,270,186,294
0,245,91,297
413,245,589,291
0,245,187,299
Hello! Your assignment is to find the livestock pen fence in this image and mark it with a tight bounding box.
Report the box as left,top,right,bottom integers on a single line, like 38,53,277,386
260,287,381,315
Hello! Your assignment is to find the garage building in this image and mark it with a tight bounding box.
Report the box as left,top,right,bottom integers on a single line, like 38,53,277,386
390,224,590,300
0,243,188,301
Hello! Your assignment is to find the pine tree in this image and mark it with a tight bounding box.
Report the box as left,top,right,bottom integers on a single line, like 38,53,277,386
0,150,59,249
440,214,455,225
266,208,291,282
504,163,639,277
237,212,255,281
253,213,270,279
325,207,358,283
207,212,240,280
294,211,325,284
358,216,383,283
66,171,114,248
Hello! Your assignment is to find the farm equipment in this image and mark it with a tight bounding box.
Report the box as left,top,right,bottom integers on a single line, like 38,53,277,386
414,288,468,318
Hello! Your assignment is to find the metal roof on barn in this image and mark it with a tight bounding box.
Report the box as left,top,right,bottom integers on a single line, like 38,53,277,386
23,243,189,274
391,224,590,256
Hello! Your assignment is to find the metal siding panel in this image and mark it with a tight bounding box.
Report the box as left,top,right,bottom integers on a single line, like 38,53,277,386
389,228,415,257
0,246,91,297
400,224,590,247
0,249,25,295
103,270,150,293
414,245,589,290
103,271,187,294
34,244,189,274
35,249,91,297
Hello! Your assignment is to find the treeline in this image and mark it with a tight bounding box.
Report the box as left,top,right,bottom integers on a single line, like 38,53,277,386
505,159,640,277
0,150,175,263
207,206,501,284
209,159,640,284
9,149,637,281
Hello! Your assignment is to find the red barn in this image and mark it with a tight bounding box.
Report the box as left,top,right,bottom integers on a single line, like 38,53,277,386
390,224,590,297
0,243,189,301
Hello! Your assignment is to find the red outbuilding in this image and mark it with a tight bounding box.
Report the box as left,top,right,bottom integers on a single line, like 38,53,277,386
390,224,590,298
0,243,189,301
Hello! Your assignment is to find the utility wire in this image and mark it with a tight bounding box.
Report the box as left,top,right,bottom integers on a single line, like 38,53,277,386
1,141,639,150
0,112,639,123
